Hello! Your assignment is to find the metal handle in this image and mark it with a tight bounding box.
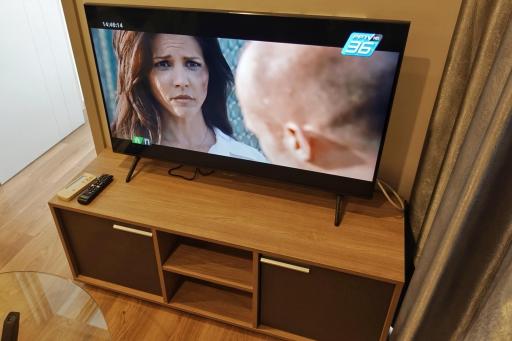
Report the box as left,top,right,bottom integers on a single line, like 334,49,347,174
260,257,310,273
113,224,152,237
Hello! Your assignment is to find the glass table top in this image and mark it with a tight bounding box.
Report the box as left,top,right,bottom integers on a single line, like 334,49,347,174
0,271,110,340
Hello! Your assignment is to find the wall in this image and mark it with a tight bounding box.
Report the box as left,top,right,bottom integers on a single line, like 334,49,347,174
0,0,84,184
62,0,462,199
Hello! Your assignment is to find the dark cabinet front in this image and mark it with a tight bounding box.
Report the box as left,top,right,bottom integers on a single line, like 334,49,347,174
259,256,395,341
58,209,161,295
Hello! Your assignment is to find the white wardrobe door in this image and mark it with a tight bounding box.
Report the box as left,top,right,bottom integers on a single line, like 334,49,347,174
0,0,84,184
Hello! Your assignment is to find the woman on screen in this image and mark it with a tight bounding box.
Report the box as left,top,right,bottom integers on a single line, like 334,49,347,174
111,31,266,162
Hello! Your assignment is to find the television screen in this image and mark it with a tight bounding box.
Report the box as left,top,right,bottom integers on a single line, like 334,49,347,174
85,5,409,197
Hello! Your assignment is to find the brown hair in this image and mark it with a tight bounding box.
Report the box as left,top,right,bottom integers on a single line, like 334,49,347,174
111,31,234,143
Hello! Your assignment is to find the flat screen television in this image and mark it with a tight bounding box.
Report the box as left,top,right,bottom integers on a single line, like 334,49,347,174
85,5,409,198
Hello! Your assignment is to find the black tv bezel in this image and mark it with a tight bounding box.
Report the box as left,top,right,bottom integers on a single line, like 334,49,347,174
85,5,410,198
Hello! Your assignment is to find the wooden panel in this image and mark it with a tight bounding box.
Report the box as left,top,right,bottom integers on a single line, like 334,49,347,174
251,252,259,328
257,325,314,341
379,283,403,341
169,278,252,327
77,275,163,304
260,257,395,341
49,204,79,277
163,241,253,292
153,231,180,302
163,272,183,302
151,228,169,302
49,150,405,283
57,209,162,295
155,231,179,262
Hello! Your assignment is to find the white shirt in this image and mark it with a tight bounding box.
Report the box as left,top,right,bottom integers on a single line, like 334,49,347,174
208,128,267,163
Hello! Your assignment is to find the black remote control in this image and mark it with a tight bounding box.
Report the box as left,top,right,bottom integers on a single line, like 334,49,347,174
1,312,19,341
77,174,113,205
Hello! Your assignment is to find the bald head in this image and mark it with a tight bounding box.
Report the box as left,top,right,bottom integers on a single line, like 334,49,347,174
235,41,398,179
236,42,397,139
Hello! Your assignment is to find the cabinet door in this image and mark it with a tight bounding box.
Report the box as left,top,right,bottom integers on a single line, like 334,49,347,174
58,209,161,295
259,256,394,341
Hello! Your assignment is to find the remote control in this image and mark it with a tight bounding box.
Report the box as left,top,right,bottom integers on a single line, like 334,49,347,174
2,312,20,341
57,173,97,201
77,174,113,205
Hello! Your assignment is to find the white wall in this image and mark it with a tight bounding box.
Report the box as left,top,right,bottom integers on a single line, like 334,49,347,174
0,0,84,184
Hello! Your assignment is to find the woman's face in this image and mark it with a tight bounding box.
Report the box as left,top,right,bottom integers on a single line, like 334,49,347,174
148,34,209,119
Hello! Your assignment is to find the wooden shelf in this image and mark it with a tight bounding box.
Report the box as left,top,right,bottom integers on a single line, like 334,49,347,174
162,242,253,292
168,279,252,328
76,275,163,304
258,325,314,341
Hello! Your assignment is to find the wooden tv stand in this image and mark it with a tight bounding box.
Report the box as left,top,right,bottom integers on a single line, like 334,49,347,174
49,150,404,341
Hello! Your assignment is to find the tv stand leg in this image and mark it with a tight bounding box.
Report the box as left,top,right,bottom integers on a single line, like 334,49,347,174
335,194,346,227
126,156,141,183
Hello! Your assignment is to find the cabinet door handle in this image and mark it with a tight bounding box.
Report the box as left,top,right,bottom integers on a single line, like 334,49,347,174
112,224,152,237
260,257,310,273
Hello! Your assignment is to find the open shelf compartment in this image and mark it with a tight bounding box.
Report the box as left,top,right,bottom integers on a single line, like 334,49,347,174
167,276,252,328
162,237,253,292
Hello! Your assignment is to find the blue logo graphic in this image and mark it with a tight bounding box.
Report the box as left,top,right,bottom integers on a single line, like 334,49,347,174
342,33,382,57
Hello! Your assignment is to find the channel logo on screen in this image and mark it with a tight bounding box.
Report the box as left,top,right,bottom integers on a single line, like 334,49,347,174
132,136,151,145
342,33,382,57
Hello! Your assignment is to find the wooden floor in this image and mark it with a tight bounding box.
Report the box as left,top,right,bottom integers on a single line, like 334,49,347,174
0,124,273,341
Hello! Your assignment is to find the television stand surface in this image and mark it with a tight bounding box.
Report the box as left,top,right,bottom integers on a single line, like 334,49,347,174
49,150,404,341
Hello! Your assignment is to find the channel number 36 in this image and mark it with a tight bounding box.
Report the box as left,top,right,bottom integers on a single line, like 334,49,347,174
342,33,383,57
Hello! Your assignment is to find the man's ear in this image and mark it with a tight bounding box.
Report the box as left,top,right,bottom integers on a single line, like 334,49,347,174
283,122,311,161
